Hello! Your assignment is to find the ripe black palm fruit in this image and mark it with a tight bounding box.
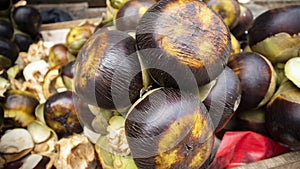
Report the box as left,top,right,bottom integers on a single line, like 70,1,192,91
0,37,19,68
13,32,33,52
12,5,42,38
0,19,14,40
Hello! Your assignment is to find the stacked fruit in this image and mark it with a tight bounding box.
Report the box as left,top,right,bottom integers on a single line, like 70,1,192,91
226,4,300,151
0,0,300,168
75,0,243,168
0,1,98,167
0,0,43,71
77,0,300,168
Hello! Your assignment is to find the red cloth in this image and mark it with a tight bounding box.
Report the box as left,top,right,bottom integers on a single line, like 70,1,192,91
209,131,290,169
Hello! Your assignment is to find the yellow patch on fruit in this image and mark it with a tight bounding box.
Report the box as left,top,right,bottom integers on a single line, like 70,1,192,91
154,110,212,168
138,6,149,16
230,34,241,55
188,135,212,168
156,111,198,153
75,33,108,91
66,26,92,46
157,0,229,69
154,148,184,169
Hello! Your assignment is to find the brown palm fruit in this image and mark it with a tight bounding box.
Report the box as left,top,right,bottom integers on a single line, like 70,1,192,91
43,90,83,138
228,52,276,112
203,66,241,132
248,5,300,63
266,80,300,150
74,29,143,111
115,0,155,32
136,0,231,91
125,87,214,169
3,90,39,127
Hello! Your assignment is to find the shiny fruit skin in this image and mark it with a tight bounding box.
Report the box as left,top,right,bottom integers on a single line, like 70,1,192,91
235,108,269,137
65,26,92,47
247,5,300,63
0,19,14,40
44,90,83,138
74,29,143,110
228,52,276,112
4,90,39,114
248,5,300,47
13,33,33,52
136,0,231,89
125,88,214,169
0,37,19,68
115,0,155,31
266,81,300,149
12,6,42,37
60,60,75,90
203,67,241,132
3,90,39,127
48,43,69,67
72,93,96,133
231,4,253,38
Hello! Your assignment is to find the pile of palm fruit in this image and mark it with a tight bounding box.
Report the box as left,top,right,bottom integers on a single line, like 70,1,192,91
0,0,300,168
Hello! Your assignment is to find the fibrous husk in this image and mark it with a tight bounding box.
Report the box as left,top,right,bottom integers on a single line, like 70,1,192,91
54,134,96,169
0,128,34,163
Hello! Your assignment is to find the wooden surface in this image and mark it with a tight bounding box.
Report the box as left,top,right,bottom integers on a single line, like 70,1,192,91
31,2,106,20
41,17,102,30
40,17,102,44
27,0,106,7
234,151,300,169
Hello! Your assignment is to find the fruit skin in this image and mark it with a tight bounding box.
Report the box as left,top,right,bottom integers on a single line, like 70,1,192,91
13,32,33,52
115,0,155,31
48,43,70,67
265,81,300,149
3,90,39,127
0,37,19,68
203,66,241,132
203,0,240,29
248,5,300,47
12,5,42,37
247,5,300,63
65,25,93,56
72,93,96,133
231,4,253,38
0,19,14,40
234,108,269,137
136,0,231,89
60,60,75,90
66,25,91,44
125,87,214,169
43,90,83,138
228,52,276,112
230,34,240,55
74,29,143,111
